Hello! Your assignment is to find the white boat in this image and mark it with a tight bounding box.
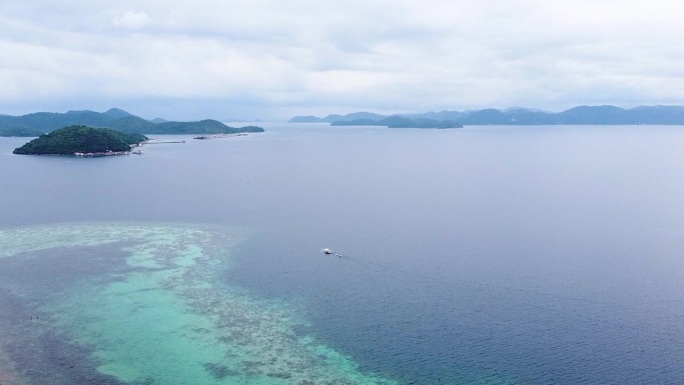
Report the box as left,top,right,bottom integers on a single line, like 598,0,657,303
321,248,333,254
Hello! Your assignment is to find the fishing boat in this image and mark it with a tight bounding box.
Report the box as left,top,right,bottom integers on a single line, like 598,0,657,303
321,248,333,255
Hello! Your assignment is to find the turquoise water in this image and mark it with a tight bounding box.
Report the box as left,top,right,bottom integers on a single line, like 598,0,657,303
2,124,684,384
0,223,397,384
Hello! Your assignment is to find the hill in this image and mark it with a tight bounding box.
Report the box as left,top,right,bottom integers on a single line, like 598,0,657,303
0,109,265,137
13,126,147,155
289,111,389,123
331,116,463,128
290,105,684,126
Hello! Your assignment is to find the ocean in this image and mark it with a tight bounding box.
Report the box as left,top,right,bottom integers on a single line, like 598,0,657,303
1,123,683,384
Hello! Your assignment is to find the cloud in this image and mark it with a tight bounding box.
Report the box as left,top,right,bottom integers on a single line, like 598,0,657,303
1,0,684,119
111,11,150,29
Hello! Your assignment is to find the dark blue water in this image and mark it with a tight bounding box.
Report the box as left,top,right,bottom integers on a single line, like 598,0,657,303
2,124,684,384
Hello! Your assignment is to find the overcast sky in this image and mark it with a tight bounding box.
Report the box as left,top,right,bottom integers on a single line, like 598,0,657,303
2,0,683,120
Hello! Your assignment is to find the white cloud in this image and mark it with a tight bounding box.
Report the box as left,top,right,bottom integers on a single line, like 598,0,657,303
112,11,150,30
1,0,684,119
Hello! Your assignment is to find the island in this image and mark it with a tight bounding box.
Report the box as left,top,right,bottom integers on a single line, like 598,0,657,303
0,108,265,137
290,105,684,126
331,116,463,129
13,125,147,156
192,133,249,140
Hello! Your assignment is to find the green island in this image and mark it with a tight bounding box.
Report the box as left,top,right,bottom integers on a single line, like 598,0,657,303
13,125,147,156
0,108,265,137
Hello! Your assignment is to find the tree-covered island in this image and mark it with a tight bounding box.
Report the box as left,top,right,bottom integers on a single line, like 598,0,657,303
0,108,265,137
13,125,147,155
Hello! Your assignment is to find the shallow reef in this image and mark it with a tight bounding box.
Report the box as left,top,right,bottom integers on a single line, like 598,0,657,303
0,222,397,385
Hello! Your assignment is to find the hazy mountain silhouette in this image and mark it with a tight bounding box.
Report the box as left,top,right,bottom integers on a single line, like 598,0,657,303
290,105,684,125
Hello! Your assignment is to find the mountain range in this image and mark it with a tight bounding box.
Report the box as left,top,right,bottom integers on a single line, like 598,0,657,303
289,105,684,125
331,116,462,129
0,108,264,137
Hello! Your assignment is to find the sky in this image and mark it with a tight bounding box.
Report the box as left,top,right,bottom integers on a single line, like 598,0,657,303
2,0,684,121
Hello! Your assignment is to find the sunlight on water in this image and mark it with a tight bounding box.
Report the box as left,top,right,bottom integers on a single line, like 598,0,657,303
0,223,398,385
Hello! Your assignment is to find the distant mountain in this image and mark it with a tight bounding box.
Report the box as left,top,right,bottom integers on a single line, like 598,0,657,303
629,105,684,124
556,105,632,124
324,112,388,123
291,105,684,126
0,108,265,137
406,110,468,121
103,108,137,119
288,115,325,123
150,118,168,124
289,111,389,123
331,116,463,128
502,107,551,113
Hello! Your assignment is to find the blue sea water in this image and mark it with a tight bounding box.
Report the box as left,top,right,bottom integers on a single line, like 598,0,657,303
1,123,684,384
